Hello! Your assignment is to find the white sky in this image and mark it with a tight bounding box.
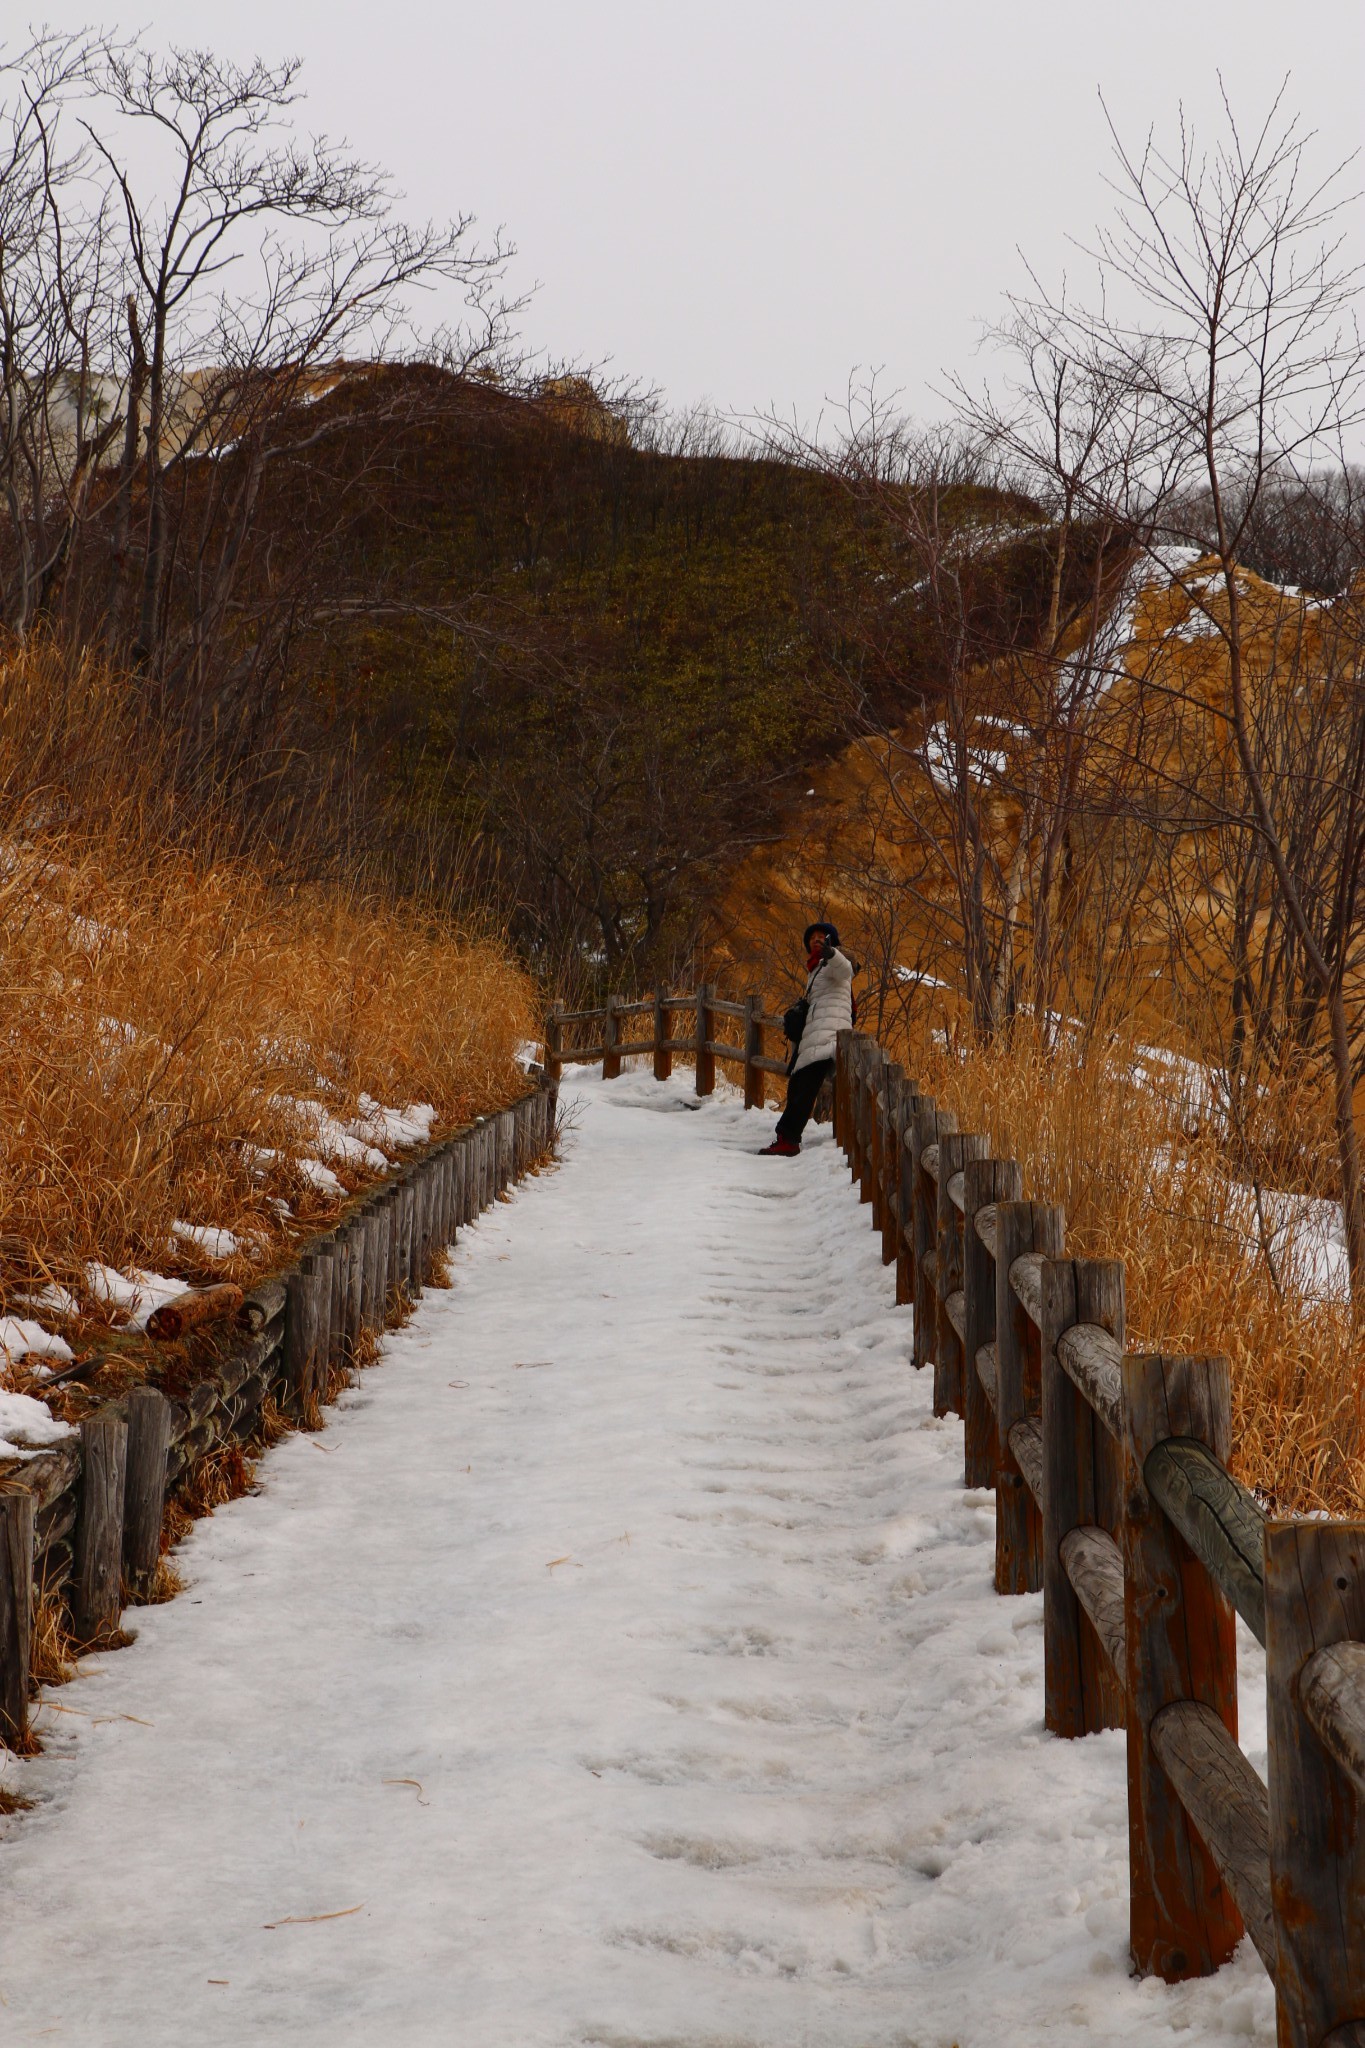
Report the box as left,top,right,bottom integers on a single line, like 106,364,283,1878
33,0,1365,427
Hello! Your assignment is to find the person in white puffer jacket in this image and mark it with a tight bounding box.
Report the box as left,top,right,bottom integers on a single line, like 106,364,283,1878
760,921,854,1156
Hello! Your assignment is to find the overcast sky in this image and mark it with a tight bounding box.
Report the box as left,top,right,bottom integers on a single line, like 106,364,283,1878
34,0,1365,428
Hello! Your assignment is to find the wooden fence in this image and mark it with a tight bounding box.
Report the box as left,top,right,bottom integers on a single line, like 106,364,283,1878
546,986,790,1105
560,996,1365,2044
0,1084,556,1756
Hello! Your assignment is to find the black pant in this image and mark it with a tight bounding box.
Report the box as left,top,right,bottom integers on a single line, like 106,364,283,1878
776,1057,833,1145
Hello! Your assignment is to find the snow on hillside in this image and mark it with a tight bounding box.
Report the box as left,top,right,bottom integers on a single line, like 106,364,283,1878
0,1070,1274,2045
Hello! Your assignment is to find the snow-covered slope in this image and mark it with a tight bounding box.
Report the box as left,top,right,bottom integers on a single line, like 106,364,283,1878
0,1070,1273,2044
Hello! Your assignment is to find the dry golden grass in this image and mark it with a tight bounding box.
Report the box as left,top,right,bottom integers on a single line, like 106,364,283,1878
885,1007,1363,1516
0,636,536,1343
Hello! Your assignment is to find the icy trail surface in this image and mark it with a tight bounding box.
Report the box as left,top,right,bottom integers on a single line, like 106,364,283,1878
0,1070,1274,2045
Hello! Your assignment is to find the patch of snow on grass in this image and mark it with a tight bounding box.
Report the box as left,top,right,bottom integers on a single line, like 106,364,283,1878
0,1316,74,1371
171,1222,242,1262
0,1388,75,1456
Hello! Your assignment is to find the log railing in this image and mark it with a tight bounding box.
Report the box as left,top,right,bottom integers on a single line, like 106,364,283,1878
546,984,791,1108
831,1028,1365,2045
0,1084,557,1755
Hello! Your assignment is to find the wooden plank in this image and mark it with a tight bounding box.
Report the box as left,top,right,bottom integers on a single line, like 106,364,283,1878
653,991,672,1082
0,1489,34,1747
946,1170,965,1213
707,996,748,1020
880,1065,902,1266
1009,1418,1044,1503
71,1411,128,1644
753,1053,790,1077
1149,1700,1275,1975
975,1203,998,1259
703,1038,745,1060
122,1386,170,1602
963,1158,1020,1488
1145,1439,1266,1647
545,1007,563,1083
1009,1251,1045,1327
1056,1321,1124,1441
695,984,715,1097
1060,1524,1126,1681
1265,1519,1365,2046
1122,1353,1242,1982
743,995,763,1111
1042,1260,1127,1739
1301,1639,1365,1798
944,1289,966,1342
975,1342,997,1406
922,1143,941,1181
602,994,622,1080
910,1102,953,1375
935,1132,989,1419
994,1203,1063,1595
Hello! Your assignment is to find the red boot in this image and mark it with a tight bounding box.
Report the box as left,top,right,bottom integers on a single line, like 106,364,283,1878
758,1138,800,1156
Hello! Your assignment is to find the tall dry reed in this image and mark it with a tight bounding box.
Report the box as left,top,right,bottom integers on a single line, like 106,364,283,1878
888,1005,1363,1515
0,637,535,1312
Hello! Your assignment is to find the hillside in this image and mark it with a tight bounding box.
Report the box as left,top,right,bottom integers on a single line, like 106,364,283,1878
132,367,1086,991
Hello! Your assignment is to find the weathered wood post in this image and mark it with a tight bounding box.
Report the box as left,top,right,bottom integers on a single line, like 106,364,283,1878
833,1029,849,1150
962,1156,1022,1488
545,1007,563,1084
1041,1258,1126,1738
993,1201,1063,1596
1121,1352,1242,1981
602,994,621,1080
879,1065,902,1265
695,983,715,1097
1266,1520,1365,2047
0,1488,34,1748
743,995,763,1110
909,1100,956,1374
122,1386,171,1603
867,1046,886,1227
934,1131,989,1419
285,1254,320,1415
895,1083,927,1307
653,991,672,1082
71,1411,128,1643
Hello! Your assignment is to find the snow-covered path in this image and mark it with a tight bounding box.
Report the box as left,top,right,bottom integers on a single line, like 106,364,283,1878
0,1070,1274,2045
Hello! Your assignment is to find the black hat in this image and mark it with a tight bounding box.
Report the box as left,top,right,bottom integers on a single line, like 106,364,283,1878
804,921,840,948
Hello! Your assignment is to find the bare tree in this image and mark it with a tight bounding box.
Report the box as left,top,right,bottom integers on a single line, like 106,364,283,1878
1012,88,1365,1298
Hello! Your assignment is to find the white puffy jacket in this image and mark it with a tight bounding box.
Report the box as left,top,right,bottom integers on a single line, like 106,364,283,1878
791,947,854,1073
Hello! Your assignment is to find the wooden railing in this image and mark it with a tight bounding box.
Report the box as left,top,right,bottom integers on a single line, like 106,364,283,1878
0,1085,557,1753
832,1029,1365,2046
546,985,791,1107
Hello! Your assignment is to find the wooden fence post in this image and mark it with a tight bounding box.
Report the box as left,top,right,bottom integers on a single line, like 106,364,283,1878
868,1046,886,1228
993,1200,1063,1596
1265,1521,1365,2046
1041,1258,1126,1738
603,994,621,1080
880,1065,903,1265
123,1386,171,1603
695,983,715,1097
962,1156,1021,1488
545,1008,563,1084
895,1084,926,1307
71,1411,127,1643
909,1101,955,1374
743,995,763,1110
654,991,672,1083
0,1488,34,1748
935,1131,989,1419
1121,1352,1242,1982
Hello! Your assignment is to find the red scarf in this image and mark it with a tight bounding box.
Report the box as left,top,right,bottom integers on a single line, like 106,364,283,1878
806,941,825,974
